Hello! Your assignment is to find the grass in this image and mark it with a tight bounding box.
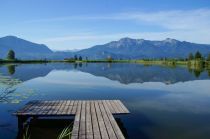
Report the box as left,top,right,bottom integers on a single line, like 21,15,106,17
0,58,210,69
23,125,30,139
57,123,73,139
21,123,73,139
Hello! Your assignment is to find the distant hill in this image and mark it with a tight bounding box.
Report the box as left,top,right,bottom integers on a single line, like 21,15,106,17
76,38,210,59
0,36,53,59
0,36,210,60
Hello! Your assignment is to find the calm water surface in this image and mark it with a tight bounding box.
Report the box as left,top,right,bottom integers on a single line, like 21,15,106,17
0,63,210,139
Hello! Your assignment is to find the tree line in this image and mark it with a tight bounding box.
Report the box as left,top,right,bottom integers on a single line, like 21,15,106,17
188,51,210,61
64,55,88,61
2,49,210,62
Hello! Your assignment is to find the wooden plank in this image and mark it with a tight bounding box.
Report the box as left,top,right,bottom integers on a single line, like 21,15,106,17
94,101,109,139
110,100,126,114
31,101,43,115
90,101,101,139
63,100,73,115
27,101,44,115
37,101,51,115
72,101,78,114
71,101,82,139
86,101,93,139
67,100,74,114
42,101,55,115
17,101,40,115
98,101,117,139
79,101,86,139
115,100,129,113
47,100,59,115
104,100,115,113
102,101,125,139
57,101,67,115
109,100,121,114
113,100,125,114
15,100,129,116
56,101,64,114
61,101,70,115
51,101,63,115
66,100,72,106
22,101,40,115
16,100,39,115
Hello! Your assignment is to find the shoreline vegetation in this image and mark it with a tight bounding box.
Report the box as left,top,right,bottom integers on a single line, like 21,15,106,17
0,49,210,70
0,58,210,69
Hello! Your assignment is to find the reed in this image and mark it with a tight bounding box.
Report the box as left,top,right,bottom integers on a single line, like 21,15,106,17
23,125,30,139
57,123,73,139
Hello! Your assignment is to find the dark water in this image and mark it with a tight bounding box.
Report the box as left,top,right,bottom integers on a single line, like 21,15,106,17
0,63,210,139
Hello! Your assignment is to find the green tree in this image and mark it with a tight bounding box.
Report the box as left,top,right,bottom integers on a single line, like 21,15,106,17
79,56,82,61
7,50,15,60
195,51,202,59
188,53,194,60
74,55,78,60
207,53,210,61
106,56,113,62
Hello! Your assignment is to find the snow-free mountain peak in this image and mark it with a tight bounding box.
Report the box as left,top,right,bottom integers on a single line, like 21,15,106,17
76,37,210,59
0,36,53,59
0,36,210,60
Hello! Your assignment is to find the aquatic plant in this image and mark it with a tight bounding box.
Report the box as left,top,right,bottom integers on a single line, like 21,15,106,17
0,73,36,104
23,125,30,139
0,87,16,103
57,123,73,139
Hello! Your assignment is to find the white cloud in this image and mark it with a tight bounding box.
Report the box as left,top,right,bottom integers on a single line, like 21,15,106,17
36,9,210,50
42,30,210,43
41,29,210,50
117,9,210,30
27,9,210,30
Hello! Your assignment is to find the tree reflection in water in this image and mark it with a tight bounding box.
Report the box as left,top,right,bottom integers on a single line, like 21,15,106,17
7,65,16,75
208,70,210,77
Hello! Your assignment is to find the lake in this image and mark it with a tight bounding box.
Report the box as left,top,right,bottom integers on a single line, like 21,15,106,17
0,63,210,139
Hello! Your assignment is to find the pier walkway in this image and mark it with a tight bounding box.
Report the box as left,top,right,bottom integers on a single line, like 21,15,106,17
14,100,130,139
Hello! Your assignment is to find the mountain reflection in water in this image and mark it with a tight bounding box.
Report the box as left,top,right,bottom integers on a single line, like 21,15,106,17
0,63,210,139
0,63,209,85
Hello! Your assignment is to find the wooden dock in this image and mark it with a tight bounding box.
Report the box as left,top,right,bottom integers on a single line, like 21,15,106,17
14,100,130,139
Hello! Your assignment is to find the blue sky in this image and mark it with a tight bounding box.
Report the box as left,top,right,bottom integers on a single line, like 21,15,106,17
0,0,210,50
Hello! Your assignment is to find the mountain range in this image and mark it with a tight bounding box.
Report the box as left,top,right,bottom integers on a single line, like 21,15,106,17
0,36,210,60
